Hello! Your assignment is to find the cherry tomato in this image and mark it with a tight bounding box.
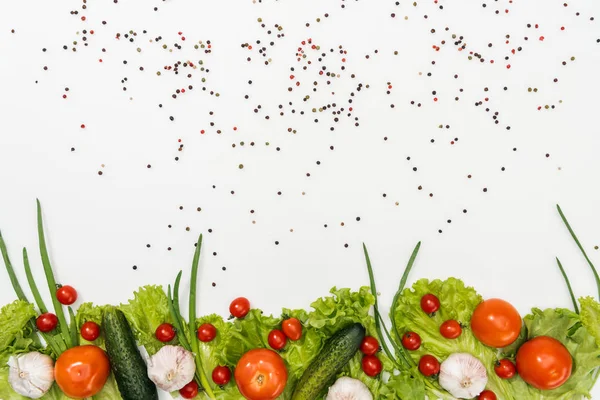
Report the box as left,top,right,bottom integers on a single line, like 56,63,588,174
234,349,287,400
197,323,217,342
478,390,497,400
360,336,380,355
419,354,440,377
268,329,287,350
230,297,250,319
212,366,232,386
516,336,572,390
471,298,522,348
494,359,517,379
401,331,422,350
155,323,176,342
281,317,302,341
56,285,78,305
361,355,383,377
420,293,440,314
179,381,199,399
36,312,58,333
80,321,100,341
440,320,462,339
54,345,110,399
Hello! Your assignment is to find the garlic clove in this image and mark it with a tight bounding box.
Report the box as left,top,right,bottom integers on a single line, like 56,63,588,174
439,353,488,399
147,345,196,392
8,352,55,399
326,376,373,400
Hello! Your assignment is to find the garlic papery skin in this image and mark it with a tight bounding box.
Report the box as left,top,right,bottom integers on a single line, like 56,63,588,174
7,352,55,399
147,345,196,392
326,377,373,400
438,353,488,399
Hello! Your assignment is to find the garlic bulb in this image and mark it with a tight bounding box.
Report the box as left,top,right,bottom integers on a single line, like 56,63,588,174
147,345,196,392
7,352,55,399
438,353,488,399
326,377,373,400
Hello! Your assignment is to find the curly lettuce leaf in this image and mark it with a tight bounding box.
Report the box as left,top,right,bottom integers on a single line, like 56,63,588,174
580,296,600,348
0,300,37,351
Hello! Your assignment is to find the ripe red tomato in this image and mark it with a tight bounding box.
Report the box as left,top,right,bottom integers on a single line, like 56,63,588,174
419,354,440,377
360,336,380,355
56,285,78,305
155,323,176,342
401,332,422,350
281,317,302,341
361,355,383,377
420,294,440,314
54,345,110,398
478,390,497,400
440,320,462,339
516,336,572,390
212,366,232,385
235,349,287,400
268,329,287,350
230,297,250,318
471,298,522,348
197,323,217,342
179,380,199,398
80,321,100,341
494,359,517,379
36,312,58,332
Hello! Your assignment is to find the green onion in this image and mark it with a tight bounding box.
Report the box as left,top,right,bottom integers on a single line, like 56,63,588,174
0,230,28,301
391,242,421,344
556,258,579,314
23,248,49,314
68,306,79,346
166,285,191,351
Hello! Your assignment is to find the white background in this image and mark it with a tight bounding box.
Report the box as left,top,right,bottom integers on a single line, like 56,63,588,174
1,0,600,398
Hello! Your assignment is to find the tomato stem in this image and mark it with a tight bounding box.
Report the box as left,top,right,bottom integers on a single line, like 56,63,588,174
555,257,580,314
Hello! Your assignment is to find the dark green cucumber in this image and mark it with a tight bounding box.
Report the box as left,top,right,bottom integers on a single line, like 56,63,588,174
292,322,365,400
103,307,158,400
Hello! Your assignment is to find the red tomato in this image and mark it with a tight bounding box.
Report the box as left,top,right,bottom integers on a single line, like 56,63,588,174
54,345,110,399
230,297,250,318
36,313,58,333
281,317,302,341
179,381,199,399
155,323,176,342
197,323,217,342
212,366,232,385
516,336,572,390
440,320,462,339
235,349,287,400
56,285,78,305
419,354,440,377
361,355,383,377
401,332,422,350
494,359,517,379
471,298,522,348
478,390,497,400
80,321,100,341
268,329,287,350
360,336,380,355
420,293,441,314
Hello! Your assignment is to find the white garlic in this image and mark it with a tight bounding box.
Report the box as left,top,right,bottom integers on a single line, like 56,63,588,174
326,377,373,400
147,345,196,392
7,352,55,399
438,353,488,399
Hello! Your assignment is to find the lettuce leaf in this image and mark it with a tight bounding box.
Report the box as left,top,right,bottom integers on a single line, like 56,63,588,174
0,300,37,351
580,296,600,348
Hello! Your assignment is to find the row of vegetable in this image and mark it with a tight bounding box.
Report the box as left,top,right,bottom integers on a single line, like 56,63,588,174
0,201,599,399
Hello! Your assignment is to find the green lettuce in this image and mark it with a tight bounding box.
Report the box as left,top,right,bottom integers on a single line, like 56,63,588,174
0,300,37,351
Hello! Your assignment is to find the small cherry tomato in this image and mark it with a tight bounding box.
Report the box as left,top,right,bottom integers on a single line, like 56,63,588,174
494,359,517,379
360,336,380,355
155,323,176,342
420,293,440,314
401,331,422,350
478,390,497,400
179,380,199,398
212,366,232,385
197,323,217,342
56,285,78,305
419,354,441,377
229,297,250,318
36,312,58,332
268,329,287,350
440,320,462,339
281,317,302,341
81,321,101,341
361,355,383,377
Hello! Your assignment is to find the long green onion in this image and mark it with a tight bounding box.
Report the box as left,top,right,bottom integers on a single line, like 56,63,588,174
556,258,579,314
390,242,421,344
166,285,191,351
68,307,79,346
23,248,49,314
0,230,28,301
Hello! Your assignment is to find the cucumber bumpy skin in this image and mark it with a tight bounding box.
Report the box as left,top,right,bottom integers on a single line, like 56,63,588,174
103,308,159,400
292,323,366,400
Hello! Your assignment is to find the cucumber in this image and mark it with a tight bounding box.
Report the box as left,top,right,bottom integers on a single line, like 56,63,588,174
103,307,158,400
292,322,366,400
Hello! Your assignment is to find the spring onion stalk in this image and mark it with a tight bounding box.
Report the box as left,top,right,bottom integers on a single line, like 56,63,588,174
22,248,48,314
555,258,579,314
166,285,191,351
37,199,72,348
173,271,189,340
0,230,28,301
391,242,421,344
68,307,79,347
